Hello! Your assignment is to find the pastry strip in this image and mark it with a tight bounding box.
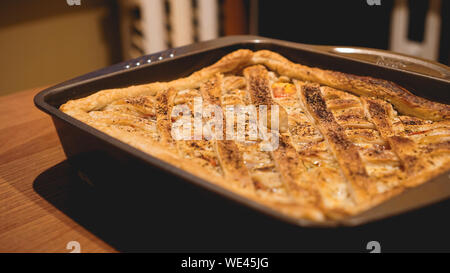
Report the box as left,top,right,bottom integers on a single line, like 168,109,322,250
244,65,322,205
299,84,371,204
200,74,254,189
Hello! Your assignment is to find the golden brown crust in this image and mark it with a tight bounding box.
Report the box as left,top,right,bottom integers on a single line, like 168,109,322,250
59,49,450,223
251,50,450,121
201,75,254,189
298,84,372,204
156,88,176,147
244,66,322,206
362,98,450,188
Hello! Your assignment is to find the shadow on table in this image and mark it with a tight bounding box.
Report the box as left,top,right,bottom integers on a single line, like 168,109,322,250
33,160,450,252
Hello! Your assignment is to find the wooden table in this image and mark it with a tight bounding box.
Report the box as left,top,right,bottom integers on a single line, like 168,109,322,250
2,89,450,253
0,88,115,253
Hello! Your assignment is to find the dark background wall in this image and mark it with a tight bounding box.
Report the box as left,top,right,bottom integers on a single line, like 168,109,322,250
258,0,449,65
0,0,448,96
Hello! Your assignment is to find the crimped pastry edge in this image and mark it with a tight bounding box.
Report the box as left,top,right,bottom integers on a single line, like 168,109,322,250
59,49,450,222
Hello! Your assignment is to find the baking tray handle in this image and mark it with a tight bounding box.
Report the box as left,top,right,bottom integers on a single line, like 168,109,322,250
312,45,450,81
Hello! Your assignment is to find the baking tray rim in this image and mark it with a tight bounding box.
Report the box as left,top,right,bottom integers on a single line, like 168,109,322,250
34,35,450,227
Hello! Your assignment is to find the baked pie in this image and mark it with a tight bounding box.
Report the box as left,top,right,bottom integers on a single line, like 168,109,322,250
60,50,450,222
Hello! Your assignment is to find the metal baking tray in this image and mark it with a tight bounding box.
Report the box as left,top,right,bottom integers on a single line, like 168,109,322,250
34,35,450,227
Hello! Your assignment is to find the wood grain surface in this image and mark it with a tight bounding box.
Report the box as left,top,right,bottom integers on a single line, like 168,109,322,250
2,89,450,253
0,88,115,253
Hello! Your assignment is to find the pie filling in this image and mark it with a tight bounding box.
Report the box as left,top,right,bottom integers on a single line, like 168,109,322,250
60,49,450,222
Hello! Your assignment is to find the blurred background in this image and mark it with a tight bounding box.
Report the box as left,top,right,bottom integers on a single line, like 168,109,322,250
0,0,448,96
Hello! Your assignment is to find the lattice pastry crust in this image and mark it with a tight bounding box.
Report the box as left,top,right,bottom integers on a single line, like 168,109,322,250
60,50,450,222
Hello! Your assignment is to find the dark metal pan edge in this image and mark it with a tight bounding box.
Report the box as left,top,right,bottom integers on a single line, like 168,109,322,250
34,35,450,227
